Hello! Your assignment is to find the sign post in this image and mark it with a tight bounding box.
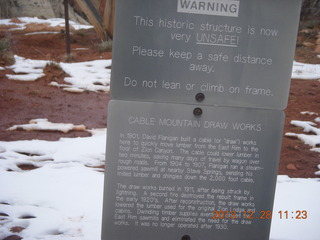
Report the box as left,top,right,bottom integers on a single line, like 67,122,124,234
102,0,301,239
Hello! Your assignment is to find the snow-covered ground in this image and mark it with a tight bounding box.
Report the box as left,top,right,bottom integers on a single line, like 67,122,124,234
7,118,86,133
0,129,106,240
292,61,320,79
0,17,320,240
6,55,111,92
0,17,92,31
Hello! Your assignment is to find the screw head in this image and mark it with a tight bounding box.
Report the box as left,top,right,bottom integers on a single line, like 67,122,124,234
193,107,202,116
181,235,191,240
195,92,205,102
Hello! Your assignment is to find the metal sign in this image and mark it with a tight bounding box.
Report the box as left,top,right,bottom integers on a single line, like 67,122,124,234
110,0,301,110
102,100,284,240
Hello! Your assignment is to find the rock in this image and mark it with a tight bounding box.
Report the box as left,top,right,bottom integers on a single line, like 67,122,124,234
0,0,55,18
303,41,315,48
3,235,22,240
286,163,298,171
10,226,25,233
315,45,320,54
0,0,89,25
300,28,313,34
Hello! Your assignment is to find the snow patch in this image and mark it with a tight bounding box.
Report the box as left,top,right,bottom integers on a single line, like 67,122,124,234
285,119,320,174
0,130,106,171
270,176,320,240
286,132,320,148
6,73,45,81
292,61,320,79
285,118,320,176
51,59,111,93
290,120,320,135
0,17,92,31
300,111,318,116
315,165,320,175
7,119,86,133
0,128,106,239
25,31,60,35
5,55,111,92
7,55,49,81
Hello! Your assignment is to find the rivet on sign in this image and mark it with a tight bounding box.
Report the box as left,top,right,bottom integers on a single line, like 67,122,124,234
181,235,191,240
193,107,202,116
195,92,205,102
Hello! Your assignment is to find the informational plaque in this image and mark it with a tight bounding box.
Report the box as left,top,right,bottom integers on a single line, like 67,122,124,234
110,0,301,110
102,0,301,239
102,100,284,240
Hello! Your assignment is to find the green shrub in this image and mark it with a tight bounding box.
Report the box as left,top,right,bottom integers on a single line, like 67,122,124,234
0,38,15,65
305,20,317,29
0,38,10,52
97,39,112,52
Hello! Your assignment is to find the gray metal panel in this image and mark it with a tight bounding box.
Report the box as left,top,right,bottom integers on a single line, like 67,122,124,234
110,0,301,110
102,100,284,240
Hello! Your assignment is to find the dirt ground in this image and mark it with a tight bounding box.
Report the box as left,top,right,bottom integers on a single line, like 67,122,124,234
0,20,320,178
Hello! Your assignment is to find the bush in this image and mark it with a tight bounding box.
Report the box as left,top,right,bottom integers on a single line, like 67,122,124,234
97,39,112,52
305,20,318,29
0,38,10,52
46,61,62,70
0,37,15,65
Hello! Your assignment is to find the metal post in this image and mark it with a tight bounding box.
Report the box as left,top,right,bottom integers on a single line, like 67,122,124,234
64,0,71,57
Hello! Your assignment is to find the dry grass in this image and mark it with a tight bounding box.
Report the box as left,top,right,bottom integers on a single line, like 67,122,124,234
0,37,15,65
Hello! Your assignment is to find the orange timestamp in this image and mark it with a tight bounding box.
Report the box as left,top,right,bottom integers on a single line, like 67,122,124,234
211,210,308,220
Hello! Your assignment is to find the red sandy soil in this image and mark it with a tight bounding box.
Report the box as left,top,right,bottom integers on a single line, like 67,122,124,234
0,20,320,178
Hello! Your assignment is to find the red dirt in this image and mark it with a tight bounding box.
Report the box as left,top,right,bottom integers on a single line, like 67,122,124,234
0,21,320,178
